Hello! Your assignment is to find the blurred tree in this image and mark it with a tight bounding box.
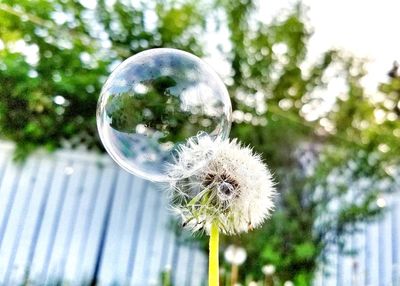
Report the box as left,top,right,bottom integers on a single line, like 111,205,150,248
0,0,399,285
220,2,400,284
0,0,205,159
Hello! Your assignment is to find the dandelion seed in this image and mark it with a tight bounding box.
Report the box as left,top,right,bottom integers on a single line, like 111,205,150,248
167,134,276,235
224,245,247,265
262,264,276,276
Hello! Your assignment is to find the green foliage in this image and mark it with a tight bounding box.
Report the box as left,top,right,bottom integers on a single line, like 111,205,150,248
0,0,204,159
1,1,399,285
218,1,399,284
161,269,172,286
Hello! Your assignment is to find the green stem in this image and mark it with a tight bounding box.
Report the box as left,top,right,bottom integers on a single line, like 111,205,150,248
209,221,219,286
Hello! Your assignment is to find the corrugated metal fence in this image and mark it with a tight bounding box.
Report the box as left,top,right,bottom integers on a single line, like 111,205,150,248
313,195,400,286
0,142,206,286
1,141,400,286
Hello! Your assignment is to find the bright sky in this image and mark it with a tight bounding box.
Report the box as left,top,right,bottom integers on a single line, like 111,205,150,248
260,0,400,91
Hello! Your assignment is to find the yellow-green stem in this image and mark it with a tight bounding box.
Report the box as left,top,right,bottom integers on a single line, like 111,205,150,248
209,221,219,286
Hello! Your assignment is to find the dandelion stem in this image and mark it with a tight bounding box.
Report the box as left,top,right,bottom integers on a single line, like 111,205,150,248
209,220,219,286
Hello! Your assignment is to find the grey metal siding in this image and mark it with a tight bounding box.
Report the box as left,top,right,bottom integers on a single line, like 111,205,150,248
0,142,206,286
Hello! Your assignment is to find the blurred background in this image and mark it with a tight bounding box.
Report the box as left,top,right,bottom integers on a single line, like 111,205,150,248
0,0,400,285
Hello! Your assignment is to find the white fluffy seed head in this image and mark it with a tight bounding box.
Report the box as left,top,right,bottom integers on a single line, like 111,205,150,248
166,135,276,235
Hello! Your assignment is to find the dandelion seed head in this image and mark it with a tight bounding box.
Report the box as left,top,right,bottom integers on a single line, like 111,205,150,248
167,135,276,235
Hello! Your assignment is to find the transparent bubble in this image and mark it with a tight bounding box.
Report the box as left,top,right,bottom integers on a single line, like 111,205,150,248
97,48,232,182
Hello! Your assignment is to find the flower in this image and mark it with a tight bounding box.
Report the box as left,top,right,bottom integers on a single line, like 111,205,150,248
167,134,276,235
224,245,247,265
261,264,276,276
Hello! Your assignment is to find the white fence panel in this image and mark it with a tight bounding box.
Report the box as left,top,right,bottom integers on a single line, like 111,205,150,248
1,141,400,286
0,142,207,286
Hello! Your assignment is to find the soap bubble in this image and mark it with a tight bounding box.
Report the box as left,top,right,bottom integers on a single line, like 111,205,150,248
97,48,232,182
